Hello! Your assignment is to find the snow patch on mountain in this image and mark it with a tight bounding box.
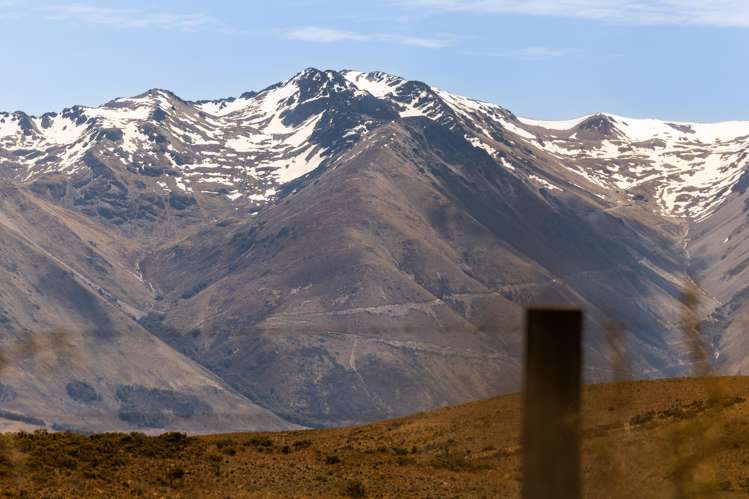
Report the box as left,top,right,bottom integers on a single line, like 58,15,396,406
515,113,749,219
342,70,405,98
2,68,749,222
520,116,590,131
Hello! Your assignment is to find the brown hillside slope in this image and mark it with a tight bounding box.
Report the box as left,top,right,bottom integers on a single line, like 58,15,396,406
2,377,749,497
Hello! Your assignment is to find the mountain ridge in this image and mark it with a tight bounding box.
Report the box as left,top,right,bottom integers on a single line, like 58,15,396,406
0,67,748,430
4,67,749,224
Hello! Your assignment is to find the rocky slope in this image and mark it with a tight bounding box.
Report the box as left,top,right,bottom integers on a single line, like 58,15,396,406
0,68,747,429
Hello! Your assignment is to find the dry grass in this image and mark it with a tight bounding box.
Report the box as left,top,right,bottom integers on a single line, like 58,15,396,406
577,281,747,499
0,377,745,497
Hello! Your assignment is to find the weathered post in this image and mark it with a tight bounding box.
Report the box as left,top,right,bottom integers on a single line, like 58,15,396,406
522,307,583,499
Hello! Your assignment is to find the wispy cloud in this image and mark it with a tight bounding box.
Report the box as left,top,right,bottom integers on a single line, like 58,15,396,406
0,0,23,20
45,3,232,32
400,0,749,28
285,27,369,43
283,26,454,48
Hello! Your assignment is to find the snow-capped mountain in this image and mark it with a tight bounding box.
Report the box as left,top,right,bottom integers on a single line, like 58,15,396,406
4,68,747,224
519,114,749,221
0,69,399,208
1,68,748,431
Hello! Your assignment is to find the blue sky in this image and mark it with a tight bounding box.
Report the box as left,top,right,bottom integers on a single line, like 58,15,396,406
2,0,749,122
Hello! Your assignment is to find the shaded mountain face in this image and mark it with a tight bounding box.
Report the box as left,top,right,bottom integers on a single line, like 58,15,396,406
0,68,748,429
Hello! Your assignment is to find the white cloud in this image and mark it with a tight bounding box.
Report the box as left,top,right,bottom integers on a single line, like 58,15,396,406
377,33,452,48
283,26,453,48
401,0,749,28
46,3,228,32
284,27,369,43
0,0,22,20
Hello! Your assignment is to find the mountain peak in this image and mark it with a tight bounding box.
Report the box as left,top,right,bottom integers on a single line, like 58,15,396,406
574,113,621,138
295,67,325,78
113,88,183,107
287,68,353,100
341,70,406,99
4,67,749,223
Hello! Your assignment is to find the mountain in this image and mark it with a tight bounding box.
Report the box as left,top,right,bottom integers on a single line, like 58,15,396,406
0,68,747,430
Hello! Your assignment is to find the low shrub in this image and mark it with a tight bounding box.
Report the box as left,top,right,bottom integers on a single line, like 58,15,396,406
343,480,367,497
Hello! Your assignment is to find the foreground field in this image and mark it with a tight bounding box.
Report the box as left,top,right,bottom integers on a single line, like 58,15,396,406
2,377,749,497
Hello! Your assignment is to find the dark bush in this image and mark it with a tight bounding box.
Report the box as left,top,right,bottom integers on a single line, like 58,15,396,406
343,480,367,497
159,432,189,445
214,438,235,449
293,440,312,449
430,451,492,472
630,412,655,427
166,466,185,487
248,436,273,448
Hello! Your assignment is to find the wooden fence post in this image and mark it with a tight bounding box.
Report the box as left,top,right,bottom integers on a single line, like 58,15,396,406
522,307,583,499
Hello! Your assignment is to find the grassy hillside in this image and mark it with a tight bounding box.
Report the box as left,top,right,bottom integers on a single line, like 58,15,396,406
2,377,749,497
